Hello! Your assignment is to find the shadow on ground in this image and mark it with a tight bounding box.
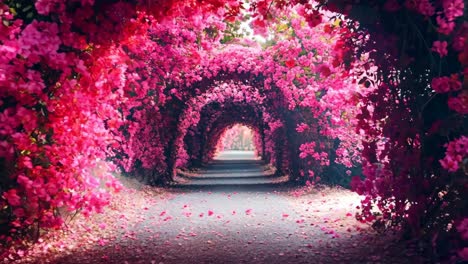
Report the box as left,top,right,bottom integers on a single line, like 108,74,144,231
173,151,289,193
18,151,426,264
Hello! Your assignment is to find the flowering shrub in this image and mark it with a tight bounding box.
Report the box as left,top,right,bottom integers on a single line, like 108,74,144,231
440,136,468,172
0,0,466,261
342,0,467,261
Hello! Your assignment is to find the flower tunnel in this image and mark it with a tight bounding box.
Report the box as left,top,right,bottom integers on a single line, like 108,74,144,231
0,0,467,261
169,78,301,183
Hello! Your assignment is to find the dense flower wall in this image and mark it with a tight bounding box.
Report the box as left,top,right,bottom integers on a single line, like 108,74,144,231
0,0,466,261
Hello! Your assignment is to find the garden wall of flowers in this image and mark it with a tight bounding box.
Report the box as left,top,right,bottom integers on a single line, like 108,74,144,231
0,0,466,260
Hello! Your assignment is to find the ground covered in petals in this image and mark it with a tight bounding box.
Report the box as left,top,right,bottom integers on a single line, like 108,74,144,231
9,152,426,264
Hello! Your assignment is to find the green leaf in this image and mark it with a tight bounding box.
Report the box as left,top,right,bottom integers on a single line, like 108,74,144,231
22,5,33,12
315,91,322,99
276,23,289,33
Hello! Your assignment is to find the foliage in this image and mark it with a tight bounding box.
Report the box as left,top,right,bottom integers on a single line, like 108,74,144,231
0,0,466,261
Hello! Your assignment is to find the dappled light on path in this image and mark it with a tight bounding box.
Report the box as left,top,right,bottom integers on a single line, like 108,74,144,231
176,151,281,189
15,152,423,263
1,1,466,262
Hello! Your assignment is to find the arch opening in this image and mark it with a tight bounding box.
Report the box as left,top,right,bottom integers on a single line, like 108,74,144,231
217,124,256,152
0,1,466,261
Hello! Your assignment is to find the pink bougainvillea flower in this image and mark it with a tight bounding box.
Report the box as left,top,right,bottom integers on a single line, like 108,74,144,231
453,35,467,51
318,64,332,77
296,123,309,133
436,16,455,35
13,208,26,218
442,0,464,21
285,59,296,68
459,247,468,261
0,1,465,259
448,92,468,114
3,189,22,207
457,218,468,240
431,76,462,93
416,0,435,16
432,41,448,57
440,136,468,172
305,10,322,28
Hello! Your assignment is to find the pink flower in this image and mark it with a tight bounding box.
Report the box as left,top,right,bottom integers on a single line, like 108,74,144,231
436,16,455,35
448,93,468,114
440,136,468,172
305,10,322,28
457,218,468,240
13,208,26,218
431,76,461,93
442,0,464,21
35,0,53,15
416,0,435,16
432,41,448,57
459,248,468,261
17,174,33,189
453,35,467,51
285,59,295,68
431,77,450,93
296,123,309,133
318,64,332,77
299,142,317,159
3,189,22,206
350,176,363,194
439,155,460,172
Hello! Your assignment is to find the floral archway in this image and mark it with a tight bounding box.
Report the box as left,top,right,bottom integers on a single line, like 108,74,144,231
0,0,466,261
